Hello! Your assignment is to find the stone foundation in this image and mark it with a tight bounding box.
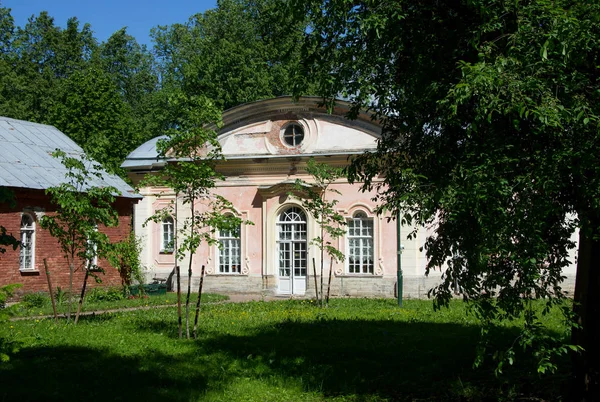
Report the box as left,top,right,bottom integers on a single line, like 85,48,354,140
152,272,578,300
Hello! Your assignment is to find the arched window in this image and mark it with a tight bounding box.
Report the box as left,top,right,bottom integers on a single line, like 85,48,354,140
161,216,174,253
87,225,99,270
281,123,304,147
20,214,35,271
218,223,241,274
347,211,374,274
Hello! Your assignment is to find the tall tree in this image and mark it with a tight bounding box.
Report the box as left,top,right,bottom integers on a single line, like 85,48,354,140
47,62,133,175
99,28,162,147
293,158,346,307
298,0,600,399
144,91,247,339
152,0,309,110
40,151,120,323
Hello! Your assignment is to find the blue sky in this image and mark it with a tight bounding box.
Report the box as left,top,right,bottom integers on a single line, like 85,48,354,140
1,0,217,46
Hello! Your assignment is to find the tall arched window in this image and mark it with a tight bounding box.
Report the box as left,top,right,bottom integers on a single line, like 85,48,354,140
218,223,241,274
20,213,35,270
161,216,174,253
276,206,307,294
347,211,374,274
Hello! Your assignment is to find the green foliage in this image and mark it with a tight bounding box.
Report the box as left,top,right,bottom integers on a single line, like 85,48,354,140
40,150,120,273
0,283,21,310
107,232,145,287
0,283,22,362
152,0,311,110
0,188,19,254
143,91,250,259
142,90,252,339
47,62,134,175
85,287,125,303
0,7,161,176
39,150,121,320
299,0,599,380
20,292,49,309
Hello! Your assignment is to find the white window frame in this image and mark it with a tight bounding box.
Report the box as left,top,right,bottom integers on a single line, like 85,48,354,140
217,224,241,274
161,216,174,253
87,225,99,270
346,211,375,274
19,213,35,271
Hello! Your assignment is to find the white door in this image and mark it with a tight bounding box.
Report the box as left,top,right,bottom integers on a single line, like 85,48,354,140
277,207,307,295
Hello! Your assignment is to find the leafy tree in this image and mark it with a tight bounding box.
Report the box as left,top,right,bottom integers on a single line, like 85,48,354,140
151,0,310,110
40,150,120,323
0,7,162,176
298,0,600,398
99,28,162,149
107,232,145,288
293,158,345,306
47,62,134,175
2,11,96,122
143,91,248,339
0,188,19,254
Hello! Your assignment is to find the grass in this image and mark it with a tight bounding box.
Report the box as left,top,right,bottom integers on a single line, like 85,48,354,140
0,298,571,401
10,289,228,317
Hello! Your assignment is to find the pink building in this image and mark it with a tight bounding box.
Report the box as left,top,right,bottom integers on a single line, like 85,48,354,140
122,98,473,297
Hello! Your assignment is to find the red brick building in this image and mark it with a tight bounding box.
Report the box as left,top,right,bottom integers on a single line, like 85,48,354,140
0,117,140,293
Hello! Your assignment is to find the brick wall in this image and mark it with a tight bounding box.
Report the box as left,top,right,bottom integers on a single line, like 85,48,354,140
0,188,136,295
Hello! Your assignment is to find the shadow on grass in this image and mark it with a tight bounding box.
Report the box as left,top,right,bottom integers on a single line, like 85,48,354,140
195,319,569,401
0,345,208,402
0,311,570,401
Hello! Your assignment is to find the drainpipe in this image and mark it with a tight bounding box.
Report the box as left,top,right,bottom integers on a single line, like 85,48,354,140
397,216,403,307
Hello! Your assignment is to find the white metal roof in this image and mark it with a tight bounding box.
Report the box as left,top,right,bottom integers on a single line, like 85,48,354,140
0,116,140,199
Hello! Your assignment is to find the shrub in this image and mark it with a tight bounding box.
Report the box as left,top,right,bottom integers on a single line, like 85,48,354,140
21,292,49,308
107,233,145,286
86,287,125,303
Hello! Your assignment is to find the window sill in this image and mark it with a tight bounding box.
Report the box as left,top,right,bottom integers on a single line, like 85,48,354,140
207,273,247,277
336,274,382,278
159,251,174,255
20,269,40,275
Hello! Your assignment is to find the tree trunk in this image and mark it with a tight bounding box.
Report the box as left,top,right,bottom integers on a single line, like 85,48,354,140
74,269,90,325
193,265,205,339
320,227,324,307
68,261,74,322
312,258,319,302
44,259,58,322
185,259,192,339
571,223,600,401
176,264,182,339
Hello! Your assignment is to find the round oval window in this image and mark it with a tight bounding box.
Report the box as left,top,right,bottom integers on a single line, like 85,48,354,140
282,123,304,147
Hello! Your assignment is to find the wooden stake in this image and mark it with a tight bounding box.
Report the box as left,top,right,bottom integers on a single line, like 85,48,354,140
312,258,319,303
192,265,205,339
326,258,334,306
44,259,58,322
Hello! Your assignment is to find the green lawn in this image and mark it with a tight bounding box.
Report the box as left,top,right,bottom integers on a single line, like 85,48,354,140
0,298,570,401
10,289,228,317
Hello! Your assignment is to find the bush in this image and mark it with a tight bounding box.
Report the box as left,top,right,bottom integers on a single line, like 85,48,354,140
107,233,145,286
0,284,21,309
21,292,49,308
86,287,125,303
